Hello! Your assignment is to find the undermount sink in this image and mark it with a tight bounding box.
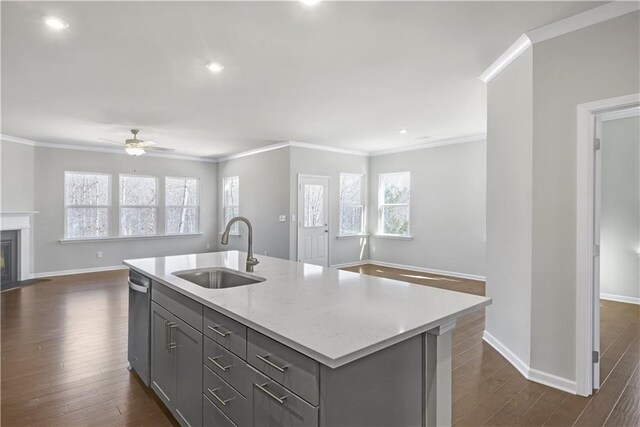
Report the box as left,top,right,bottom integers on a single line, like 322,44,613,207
172,267,266,289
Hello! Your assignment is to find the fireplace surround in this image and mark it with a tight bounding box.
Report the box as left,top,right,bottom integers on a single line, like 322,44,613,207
0,212,37,283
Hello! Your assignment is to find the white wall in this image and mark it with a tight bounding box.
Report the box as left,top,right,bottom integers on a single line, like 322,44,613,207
369,141,487,278
530,11,640,380
289,147,370,266
217,147,291,259
600,115,640,302
33,146,218,274
485,48,533,368
1,140,35,211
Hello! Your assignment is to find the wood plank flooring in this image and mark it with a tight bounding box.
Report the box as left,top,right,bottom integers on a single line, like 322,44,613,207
1,265,638,426
343,264,640,427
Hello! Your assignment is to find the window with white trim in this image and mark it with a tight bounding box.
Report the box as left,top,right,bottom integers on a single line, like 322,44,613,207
223,176,240,234
119,175,158,236
339,173,365,235
378,172,410,236
64,172,111,239
166,177,199,234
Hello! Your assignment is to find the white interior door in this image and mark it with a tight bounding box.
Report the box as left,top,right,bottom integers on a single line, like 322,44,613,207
298,175,329,267
593,116,602,389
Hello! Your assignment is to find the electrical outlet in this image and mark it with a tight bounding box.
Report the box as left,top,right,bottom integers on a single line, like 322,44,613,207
372,246,376,253
291,214,296,222
96,251,103,259
279,215,287,222
264,250,268,256
206,243,211,250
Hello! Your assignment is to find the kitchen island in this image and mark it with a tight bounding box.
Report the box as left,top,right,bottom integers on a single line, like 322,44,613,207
125,251,490,427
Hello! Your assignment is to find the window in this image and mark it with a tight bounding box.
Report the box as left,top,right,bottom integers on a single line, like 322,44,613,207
166,177,199,234
64,172,110,239
339,173,365,235
120,175,158,236
223,176,240,234
378,172,410,235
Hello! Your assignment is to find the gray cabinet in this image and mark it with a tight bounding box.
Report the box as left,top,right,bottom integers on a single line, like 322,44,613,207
151,301,203,427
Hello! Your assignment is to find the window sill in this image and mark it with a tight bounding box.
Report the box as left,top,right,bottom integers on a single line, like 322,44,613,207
59,233,203,244
336,234,370,240
373,234,413,240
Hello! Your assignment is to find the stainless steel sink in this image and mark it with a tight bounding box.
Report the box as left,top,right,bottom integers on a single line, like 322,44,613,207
172,267,266,289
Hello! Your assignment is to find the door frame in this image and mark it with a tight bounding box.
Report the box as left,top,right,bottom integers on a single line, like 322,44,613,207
297,174,331,266
575,93,640,396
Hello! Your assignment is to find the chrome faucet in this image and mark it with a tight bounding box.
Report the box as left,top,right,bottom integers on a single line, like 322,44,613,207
220,216,259,273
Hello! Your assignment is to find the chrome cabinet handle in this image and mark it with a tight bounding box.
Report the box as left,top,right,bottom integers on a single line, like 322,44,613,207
168,323,178,350
207,324,231,338
164,320,170,351
254,383,287,405
207,356,232,372
256,354,288,373
208,388,233,406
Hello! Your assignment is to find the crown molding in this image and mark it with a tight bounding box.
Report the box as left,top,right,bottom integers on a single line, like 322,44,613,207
216,141,290,162
1,134,218,163
479,1,640,83
369,133,486,157
288,141,370,157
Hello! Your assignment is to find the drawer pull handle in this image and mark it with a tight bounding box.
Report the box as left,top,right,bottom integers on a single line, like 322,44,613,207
207,356,232,372
256,354,288,373
255,383,287,405
208,388,233,406
208,325,231,338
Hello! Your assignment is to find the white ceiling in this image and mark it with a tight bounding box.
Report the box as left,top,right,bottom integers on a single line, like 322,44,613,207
2,1,602,158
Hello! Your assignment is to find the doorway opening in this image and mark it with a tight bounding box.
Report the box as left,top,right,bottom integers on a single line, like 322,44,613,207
576,94,640,396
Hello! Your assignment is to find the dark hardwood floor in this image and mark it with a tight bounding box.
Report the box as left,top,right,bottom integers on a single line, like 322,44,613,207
344,264,640,427
1,265,638,426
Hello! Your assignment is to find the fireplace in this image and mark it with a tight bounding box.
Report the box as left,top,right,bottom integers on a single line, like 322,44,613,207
1,230,18,285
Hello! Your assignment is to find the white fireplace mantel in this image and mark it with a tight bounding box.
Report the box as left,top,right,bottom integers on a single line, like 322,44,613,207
1,211,38,281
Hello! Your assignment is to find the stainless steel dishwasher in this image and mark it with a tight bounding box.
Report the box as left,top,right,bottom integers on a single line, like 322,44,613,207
127,269,151,386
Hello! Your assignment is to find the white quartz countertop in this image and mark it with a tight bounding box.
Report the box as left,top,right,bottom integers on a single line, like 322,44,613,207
124,251,491,368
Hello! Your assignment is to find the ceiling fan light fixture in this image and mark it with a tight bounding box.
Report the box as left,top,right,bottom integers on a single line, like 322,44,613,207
125,146,146,156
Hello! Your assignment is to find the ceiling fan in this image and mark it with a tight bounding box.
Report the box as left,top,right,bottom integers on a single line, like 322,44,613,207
99,129,175,156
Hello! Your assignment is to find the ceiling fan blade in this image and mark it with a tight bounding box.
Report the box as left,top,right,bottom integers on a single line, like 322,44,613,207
146,146,176,153
139,140,157,147
98,137,124,145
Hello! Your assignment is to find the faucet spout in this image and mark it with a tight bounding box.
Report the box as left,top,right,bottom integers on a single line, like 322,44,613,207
220,216,259,273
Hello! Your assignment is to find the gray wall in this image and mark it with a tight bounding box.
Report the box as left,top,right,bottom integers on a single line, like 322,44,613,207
289,147,370,266
217,147,291,259
600,115,640,300
369,141,487,278
485,49,533,367
530,12,640,380
1,140,35,211
33,146,218,274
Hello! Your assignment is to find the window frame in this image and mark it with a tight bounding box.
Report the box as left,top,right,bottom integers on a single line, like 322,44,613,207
119,174,159,237
165,176,200,235
63,171,112,240
338,173,366,236
377,171,411,237
223,176,240,235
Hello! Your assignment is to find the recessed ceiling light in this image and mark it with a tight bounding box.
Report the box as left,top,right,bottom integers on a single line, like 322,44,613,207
399,129,408,135
43,16,69,30
207,62,224,73
300,0,321,6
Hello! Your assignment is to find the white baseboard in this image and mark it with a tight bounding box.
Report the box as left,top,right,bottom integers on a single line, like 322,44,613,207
368,260,486,281
482,330,577,394
330,260,371,269
600,292,640,305
33,265,128,278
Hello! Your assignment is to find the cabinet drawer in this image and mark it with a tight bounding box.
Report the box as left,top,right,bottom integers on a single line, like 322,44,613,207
151,281,203,332
204,394,238,427
205,337,253,397
204,365,251,427
247,329,319,406
251,367,318,427
204,307,247,359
